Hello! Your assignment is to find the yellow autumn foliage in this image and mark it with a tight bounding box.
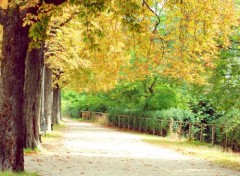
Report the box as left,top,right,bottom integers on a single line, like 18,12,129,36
44,0,238,92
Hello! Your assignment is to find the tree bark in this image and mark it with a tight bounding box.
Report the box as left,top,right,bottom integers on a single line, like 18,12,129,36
24,45,44,149
59,89,62,121
0,7,6,25
44,67,53,131
52,84,61,124
0,7,30,172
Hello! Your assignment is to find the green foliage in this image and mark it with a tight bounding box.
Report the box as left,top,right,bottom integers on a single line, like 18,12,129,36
207,24,240,112
62,90,82,117
217,109,240,152
190,98,220,123
108,108,196,137
145,86,178,110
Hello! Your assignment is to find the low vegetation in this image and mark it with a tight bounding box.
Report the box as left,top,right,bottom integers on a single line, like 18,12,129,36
1,172,38,176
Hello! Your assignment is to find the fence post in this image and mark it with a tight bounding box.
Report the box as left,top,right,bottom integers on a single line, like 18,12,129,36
200,124,203,142
160,120,163,136
115,115,118,127
168,119,173,136
133,116,136,131
152,119,155,135
145,118,148,133
224,133,228,151
178,122,182,140
113,114,115,126
189,123,192,142
122,116,125,129
118,115,120,128
138,118,142,132
211,125,216,146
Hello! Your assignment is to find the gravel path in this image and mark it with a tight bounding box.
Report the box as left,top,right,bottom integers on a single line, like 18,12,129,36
25,119,240,176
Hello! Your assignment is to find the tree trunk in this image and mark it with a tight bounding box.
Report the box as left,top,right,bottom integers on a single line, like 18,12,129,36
44,67,53,131
59,89,62,121
53,84,61,124
0,7,30,172
24,45,44,149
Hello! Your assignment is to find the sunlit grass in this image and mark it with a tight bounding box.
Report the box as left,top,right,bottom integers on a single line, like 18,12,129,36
24,148,40,155
142,134,240,171
0,171,38,176
41,123,66,142
52,123,67,131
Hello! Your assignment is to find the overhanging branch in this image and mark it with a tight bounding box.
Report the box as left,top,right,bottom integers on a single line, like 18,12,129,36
0,7,6,25
44,0,67,6
59,11,80,27
142,0,160,32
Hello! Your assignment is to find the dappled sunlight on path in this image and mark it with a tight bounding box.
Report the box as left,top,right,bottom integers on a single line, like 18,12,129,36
25,119,240,176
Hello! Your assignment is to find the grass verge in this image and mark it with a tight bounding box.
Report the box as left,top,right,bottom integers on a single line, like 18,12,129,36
41,123,66,142
0,171,38,176
24,148,40,155
142,134,240,171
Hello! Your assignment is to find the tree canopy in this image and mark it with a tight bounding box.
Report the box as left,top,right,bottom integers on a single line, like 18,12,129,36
22,0,238,91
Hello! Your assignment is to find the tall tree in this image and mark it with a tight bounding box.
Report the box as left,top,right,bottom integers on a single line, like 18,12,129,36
23,43,44,149
0,4,32,172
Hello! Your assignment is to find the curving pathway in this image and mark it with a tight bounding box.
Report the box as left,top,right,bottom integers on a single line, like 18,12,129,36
25,119,240,176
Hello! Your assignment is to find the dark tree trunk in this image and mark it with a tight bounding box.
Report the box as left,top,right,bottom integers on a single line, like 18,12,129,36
44,67,53,131
52,84,61,124
24,45,44,149
0,7,30,172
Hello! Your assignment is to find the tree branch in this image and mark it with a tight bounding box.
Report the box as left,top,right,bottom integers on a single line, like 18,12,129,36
148,77,158,94
44,0,67,6
142,0,160,32
0,7,6,25
59,11,81,27
142,0,167,33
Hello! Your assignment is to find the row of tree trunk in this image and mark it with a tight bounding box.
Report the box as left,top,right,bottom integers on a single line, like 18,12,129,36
24,57,62,150
0,1,66,172
0,38,62,170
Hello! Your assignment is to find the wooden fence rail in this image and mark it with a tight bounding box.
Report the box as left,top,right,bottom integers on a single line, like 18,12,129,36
80,111,228,148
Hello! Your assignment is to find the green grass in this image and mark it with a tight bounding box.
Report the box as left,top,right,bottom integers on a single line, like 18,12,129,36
24,148,40,154
142,134,240,171
0,171,38,176
52,123,67,131
41,123,66,142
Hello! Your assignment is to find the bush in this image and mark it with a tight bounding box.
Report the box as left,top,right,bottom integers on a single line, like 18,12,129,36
108,108,195,136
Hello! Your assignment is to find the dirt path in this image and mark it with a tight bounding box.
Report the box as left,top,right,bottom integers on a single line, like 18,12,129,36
25,119,240,176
